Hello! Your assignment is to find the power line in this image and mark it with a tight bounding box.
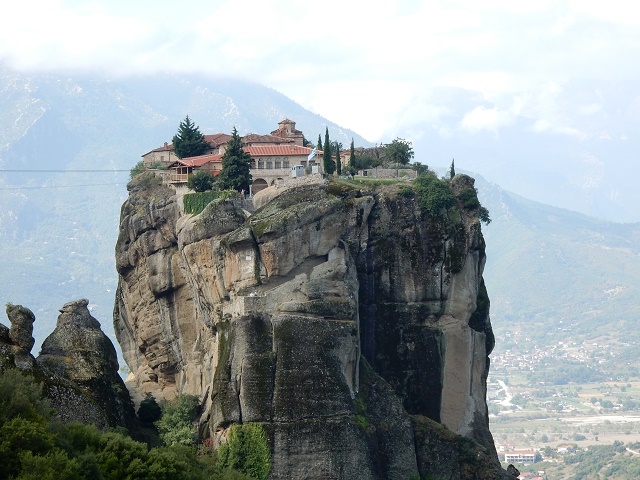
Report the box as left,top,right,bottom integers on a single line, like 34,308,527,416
0,182,126,190
0,169,131,172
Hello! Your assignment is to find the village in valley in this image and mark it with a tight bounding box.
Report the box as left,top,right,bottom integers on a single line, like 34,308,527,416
487,328,640,478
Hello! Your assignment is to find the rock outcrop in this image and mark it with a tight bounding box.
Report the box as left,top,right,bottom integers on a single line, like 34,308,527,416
0,300,136,430
114,173,508,479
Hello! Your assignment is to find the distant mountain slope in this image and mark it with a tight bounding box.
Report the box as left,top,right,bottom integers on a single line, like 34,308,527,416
477,174,640,362
0,66,369,348
412,81,640,223
2,64,639,380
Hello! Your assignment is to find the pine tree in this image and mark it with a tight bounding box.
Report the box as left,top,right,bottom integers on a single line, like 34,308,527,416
323,128,335,175
172,115,210,159
450,158,456,179
217,127,253,192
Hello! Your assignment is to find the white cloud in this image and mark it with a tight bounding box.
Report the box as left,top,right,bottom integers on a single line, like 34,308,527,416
460,106,513,133
0,0,639,142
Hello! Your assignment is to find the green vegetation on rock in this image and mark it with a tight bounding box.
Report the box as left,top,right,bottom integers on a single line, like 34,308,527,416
217,423,271,480
0,368,257,479
155,394,200,447
187,170,216,193
130,160,146,179
413,171,457,217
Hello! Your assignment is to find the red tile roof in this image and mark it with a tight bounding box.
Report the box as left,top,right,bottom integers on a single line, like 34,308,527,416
172,144,321,168
204,133,232,147
175,153,222,167
242,133,293,145
245,145,319,156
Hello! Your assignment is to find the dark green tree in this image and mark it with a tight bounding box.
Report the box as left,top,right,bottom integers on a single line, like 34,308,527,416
138,393,162,427
413,162,428,176
384,138,414,174
155,395,200,447
217,127,253,192
172,115,210,159
323,128,334,175
187,170,216,192
218,423,270,480
354,153,381,170
349,139,356,170
317,134,323,151
333,141,343,175
449,158,456,179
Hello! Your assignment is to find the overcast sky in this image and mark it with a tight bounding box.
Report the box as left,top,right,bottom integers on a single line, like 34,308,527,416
1,0,639,142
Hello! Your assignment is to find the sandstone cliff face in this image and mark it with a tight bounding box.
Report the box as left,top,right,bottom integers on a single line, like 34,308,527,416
1,300,136,430
114,173,508,479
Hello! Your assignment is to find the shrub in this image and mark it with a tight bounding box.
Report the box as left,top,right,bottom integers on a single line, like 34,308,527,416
184,191,221,215
187,170,216,192
478,206,491,225
457,188,481,210
130,161,146,179
155,395,200,447
218,423,271,480
413,171,456,217
0,369,52,427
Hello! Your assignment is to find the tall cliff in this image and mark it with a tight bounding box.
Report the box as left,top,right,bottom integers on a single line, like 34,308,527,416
114,173,508,479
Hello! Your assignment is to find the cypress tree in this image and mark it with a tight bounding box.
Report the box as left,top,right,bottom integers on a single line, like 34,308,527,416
334,141,342,175
317,134,323,151
217,127,253,192
349,138,356,170
172,115,210,159
323,128,334,175
449,158,456,179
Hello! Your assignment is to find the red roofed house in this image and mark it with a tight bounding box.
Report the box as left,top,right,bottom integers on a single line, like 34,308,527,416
162,120,322,194
142,133,232,167
270,118,305,146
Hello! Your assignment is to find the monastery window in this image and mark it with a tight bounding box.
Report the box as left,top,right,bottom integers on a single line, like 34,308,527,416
267,160,273,169
251,159,257,169
283,157,289,168
275,158,281,169
258,159,264,169
160,155,164,162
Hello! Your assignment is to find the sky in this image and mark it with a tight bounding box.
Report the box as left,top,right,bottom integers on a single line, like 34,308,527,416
2,0,639,144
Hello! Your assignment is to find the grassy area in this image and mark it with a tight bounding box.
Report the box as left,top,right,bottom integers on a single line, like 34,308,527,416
339,176,412,187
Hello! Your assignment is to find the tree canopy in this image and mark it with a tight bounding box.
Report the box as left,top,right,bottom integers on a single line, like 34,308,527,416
217,127,252,192
384,138,414,166
172,116,210,159
187,170,216,192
